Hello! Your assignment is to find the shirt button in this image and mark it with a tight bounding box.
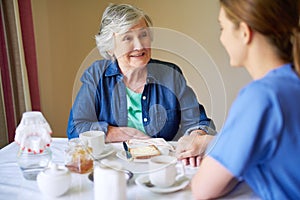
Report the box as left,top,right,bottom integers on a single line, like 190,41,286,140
142,96,146,100
143,118,148,122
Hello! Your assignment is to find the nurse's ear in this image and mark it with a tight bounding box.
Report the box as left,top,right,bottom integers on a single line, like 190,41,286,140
239,22,253,45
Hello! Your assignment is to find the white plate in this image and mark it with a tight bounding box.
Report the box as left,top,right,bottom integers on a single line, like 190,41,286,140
94,144,114,160
116,151,147,162
116,147,169,163
135,175,190,193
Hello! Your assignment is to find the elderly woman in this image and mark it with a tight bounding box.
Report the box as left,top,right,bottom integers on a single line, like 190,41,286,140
67,4,215,143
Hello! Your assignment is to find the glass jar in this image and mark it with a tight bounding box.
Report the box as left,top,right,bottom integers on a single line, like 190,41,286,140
17,147,52,180
65,138,93,174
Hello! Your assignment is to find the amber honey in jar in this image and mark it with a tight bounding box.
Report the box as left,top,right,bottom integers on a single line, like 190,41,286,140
65,138,93,174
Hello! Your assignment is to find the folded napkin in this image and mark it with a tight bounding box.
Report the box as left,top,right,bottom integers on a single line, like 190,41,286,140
128,138,175,152
15,111,52,153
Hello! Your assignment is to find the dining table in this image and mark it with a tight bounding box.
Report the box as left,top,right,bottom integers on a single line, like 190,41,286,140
0,137,260,200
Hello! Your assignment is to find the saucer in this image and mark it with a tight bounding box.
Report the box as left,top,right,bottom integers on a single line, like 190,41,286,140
94,144,114,160
135,175,190,193
88,169,133,183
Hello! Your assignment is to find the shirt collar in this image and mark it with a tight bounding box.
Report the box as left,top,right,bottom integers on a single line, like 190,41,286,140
267,63,294,76
104,60,121,77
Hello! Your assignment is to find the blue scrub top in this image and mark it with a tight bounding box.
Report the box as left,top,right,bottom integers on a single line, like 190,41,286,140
208,63,300,200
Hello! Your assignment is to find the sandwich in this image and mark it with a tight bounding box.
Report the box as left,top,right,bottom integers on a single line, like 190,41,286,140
129,144,161,159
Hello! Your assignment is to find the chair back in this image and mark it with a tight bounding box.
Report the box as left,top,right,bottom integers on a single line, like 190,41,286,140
72,47,102,104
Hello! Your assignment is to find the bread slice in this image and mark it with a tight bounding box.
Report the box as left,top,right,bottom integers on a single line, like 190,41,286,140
129,145,161,159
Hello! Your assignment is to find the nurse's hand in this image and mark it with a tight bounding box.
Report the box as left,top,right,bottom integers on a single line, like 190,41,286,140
176,131,214,167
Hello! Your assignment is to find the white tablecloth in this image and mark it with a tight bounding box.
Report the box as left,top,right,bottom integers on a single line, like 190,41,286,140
0,138,260,200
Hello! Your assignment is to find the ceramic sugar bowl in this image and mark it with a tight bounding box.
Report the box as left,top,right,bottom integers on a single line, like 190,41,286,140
37,163,71,197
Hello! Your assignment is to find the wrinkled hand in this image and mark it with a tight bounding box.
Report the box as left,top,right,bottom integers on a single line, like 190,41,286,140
176,131,214,167
106,126,150,143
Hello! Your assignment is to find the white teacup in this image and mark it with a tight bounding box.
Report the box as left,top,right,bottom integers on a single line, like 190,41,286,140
149,155,184,188
79,131,105,157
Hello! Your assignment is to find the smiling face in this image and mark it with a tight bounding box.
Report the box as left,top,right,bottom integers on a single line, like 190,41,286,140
112,19,152,70
219,7,246,67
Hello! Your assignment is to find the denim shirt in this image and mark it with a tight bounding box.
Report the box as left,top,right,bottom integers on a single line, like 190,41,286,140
67,59,215,140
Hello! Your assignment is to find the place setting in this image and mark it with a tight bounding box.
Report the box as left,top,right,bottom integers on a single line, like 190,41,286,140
87,152,190,195
116,138,176,162
115,138,190,194
134,155,190,194
82,136,190,194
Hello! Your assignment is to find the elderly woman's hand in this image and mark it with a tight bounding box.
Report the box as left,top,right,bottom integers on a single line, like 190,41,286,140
105,126,150,143
176,131,214,167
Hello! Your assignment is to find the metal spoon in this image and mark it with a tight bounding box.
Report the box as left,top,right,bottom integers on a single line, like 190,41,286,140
144,181,155,188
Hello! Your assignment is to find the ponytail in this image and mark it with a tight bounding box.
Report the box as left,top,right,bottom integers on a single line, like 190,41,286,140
293,27,300,76
293,0,300,76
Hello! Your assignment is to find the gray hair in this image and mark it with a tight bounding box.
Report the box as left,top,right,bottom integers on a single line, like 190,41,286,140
95,4,153,60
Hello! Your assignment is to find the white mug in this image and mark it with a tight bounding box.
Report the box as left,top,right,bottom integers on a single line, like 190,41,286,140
79,131,105,157
149,155,184,188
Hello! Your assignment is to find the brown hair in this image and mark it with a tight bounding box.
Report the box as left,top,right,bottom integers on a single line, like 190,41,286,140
220,0,300,76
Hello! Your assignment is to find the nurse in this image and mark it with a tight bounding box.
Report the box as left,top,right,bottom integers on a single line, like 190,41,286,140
177,0,300,199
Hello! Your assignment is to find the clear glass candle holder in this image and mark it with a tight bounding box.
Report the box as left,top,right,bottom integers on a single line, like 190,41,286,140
17,147,52,180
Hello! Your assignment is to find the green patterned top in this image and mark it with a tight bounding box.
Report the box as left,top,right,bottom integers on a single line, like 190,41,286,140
126,87,146,133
